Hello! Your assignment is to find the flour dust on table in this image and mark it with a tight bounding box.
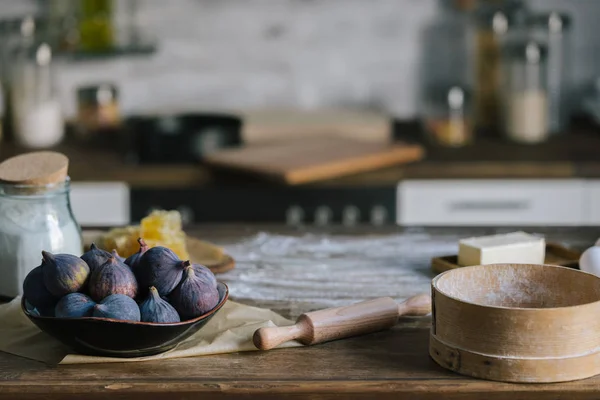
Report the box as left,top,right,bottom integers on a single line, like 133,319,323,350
216,230,457,319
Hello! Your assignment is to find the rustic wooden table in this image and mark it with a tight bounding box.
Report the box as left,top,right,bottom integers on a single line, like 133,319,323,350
2,225,600,399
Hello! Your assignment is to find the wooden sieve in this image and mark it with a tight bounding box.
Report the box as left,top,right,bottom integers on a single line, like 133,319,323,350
430,263,600,383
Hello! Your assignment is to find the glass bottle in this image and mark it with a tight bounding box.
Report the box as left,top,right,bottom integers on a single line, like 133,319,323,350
0,16,38,143
471,0,527,133
10,43,65,149
0,177,83,298
501,39,549,144
527,12,572,134
79,0,115,52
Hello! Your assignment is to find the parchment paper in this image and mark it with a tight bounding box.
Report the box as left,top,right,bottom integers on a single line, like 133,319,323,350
0,296,301,365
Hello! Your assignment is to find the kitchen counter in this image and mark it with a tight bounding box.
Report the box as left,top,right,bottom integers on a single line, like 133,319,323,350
2,224,600,400
2,122,600,188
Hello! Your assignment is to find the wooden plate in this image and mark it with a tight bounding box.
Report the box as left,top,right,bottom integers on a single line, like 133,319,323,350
82,230,235,274
431,242,580,275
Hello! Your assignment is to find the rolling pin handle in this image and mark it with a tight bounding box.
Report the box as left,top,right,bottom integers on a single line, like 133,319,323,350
399,293,432,316
253,323,307,351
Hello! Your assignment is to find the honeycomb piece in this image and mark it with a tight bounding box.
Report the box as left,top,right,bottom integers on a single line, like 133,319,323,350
144,237,189,261
101,225,141,258
140,210,182,240
99,209,190,260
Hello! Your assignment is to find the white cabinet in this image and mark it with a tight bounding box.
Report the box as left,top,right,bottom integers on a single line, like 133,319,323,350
397,179,588,226
586,180,600,225
70,182,130,227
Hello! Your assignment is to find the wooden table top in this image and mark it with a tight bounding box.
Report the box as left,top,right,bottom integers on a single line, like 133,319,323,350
2,225,600,399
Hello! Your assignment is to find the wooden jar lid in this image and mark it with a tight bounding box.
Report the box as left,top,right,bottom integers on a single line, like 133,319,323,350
0,151,69,186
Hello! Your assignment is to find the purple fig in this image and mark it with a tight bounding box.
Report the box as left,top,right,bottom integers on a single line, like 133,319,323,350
80,243,112,273
89,255,138,302
111,249,126,263
136,246,189,297
192,264,217,289
139,286,180,323
124,238,149,272
169,265,219,320
42,251,90,297
92,294,140,322
55,293,96,318
23,264,59,311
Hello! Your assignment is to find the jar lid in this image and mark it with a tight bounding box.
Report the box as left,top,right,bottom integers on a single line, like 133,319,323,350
426,84,471,110
0,151,69,186
528,11,572,33
77,83,118,106
474,0,526,32
505,40,548,63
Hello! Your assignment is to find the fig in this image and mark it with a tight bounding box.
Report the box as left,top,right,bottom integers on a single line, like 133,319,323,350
92,294,141,322
41,251,90,297
23,264,59,311
89,255,138,302
169,265,219,320
124,238,149,271
139,286,181,323
55,293,96,318
136,246,189,297
192,264,217,289
111,249,126,263
80,243,112,273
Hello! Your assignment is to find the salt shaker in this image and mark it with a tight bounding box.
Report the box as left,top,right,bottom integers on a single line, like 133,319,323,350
0,152,83,298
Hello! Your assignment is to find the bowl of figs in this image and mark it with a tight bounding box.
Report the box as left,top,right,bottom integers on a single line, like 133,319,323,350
21,238,229,357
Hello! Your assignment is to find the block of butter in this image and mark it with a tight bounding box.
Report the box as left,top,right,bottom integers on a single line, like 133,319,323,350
458,231,545,267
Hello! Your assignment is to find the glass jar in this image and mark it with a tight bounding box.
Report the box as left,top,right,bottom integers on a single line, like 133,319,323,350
527,12,572,134
10,42,65,149
472,0,527,132
0,177,83,298
0,16,38,143
75,83,121,140
424,85,473,147
501,40,549,144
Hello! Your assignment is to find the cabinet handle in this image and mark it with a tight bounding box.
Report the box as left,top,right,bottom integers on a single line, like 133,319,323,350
448,200,530,212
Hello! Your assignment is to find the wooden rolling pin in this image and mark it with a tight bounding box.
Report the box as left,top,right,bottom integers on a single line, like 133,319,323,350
253,294,431,350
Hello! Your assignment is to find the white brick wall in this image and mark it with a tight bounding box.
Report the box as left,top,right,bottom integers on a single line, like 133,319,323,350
2,0,599,120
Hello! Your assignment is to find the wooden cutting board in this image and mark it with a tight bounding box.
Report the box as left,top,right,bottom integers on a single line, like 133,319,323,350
203,136,425,185
241,109,392,144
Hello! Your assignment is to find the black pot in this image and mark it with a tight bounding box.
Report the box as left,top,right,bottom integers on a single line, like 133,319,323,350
124,113,243,164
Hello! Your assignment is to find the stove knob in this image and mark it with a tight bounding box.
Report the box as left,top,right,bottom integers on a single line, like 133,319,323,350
342,205,360,226
370,205,388,226
314,206,333,226
286,205,304,226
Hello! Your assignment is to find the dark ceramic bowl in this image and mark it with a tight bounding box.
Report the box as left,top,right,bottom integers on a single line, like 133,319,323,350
21,282,229,358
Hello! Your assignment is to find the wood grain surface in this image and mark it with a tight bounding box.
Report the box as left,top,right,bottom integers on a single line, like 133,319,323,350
1,225,600,399
203,136,424,184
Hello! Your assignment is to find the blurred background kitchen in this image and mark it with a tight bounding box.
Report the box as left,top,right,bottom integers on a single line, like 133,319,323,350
1,0,600,229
